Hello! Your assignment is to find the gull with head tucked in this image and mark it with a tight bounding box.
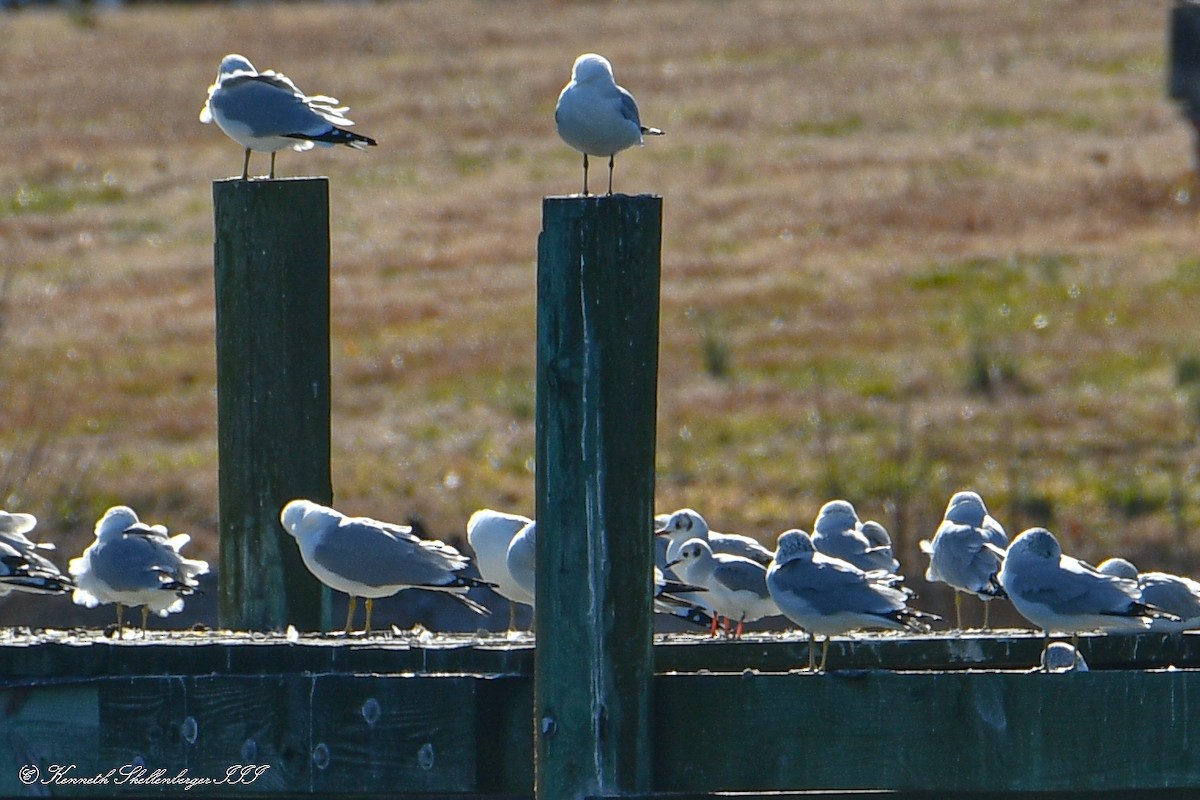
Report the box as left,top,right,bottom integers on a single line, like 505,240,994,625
920,490,1008,630
281,499,491,633
1097,557,1200,632
69,506,209,633
200,54,377,180
555,53,664,196
0,510,73,597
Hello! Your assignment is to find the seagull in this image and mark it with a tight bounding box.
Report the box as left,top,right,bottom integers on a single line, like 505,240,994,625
466,508,534,629
996,528,1177,646
1097,557,1200,632
766,529,938,672
655,508,773,566
280,499,491,633
1040,641,1089,673
555,53,664,195
653,566,714,629
920,490,1008,630
0,510,73,597
811,500,901,574
666,537,778,639
200,54,377,180
69,506,209,633
503,520,536,611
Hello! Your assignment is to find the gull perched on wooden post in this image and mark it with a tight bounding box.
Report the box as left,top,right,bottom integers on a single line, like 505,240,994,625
0,510,73,596
467,508,534,630
280,499,492,633
666,537,778,639
1097,557,1200,632
920,490,1008,630
555,53,664,195
69,506,209,634
200,54,377,180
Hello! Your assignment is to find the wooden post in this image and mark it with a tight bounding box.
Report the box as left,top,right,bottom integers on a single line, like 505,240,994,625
534,194,662,800
213,178,333,632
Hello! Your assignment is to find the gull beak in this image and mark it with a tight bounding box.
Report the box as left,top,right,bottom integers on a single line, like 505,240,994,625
654,525,670,535
664,557,682,570
983,542,1007,558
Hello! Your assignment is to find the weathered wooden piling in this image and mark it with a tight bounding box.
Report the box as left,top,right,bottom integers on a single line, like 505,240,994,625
213,178,333,632
534,194,662,800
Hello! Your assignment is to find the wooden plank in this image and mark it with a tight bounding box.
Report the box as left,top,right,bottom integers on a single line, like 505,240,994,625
0,685,99,796
653,670,1200,794
309,675,478,795
213,177,334,633
535,194,662,800
474,676,534,795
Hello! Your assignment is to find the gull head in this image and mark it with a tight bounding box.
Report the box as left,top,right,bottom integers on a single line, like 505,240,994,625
944,490,987,526
1007,527,1061,561
774,529,815,564
217,54,257,79
814,499,859,533
665,537,713,571
280,499,341,540
95,505,140,539
1096,557,1139,580
654,508,708,539
860,520,891,548
1041,641,1089,673
571,53,616,86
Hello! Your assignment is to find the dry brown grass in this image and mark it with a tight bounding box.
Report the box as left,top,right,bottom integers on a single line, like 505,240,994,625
0,0,1197,625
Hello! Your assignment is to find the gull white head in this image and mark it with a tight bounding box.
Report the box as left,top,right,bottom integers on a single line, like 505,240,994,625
95,506,140,539
217,54,257,79
814,500,859,533
0,511,37,537
654,508,709,539
1041,641,1089,673
1007,527,1061,561
666,537,715,572
944,491,988,526
774,529,816,564
280,499,342,540
1096,557,1139,580
571,53,616,86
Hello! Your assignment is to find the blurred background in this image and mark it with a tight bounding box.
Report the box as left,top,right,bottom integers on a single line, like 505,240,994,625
0,0,1195,631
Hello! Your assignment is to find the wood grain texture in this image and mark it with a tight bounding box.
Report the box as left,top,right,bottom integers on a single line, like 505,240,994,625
213,178,334,633
534,195,662,800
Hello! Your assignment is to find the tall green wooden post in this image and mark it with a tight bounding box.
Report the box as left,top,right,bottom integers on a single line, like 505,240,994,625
534,194,662,800
213,178,332,632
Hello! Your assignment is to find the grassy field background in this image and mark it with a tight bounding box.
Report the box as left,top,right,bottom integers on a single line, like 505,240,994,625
0,0,1196,628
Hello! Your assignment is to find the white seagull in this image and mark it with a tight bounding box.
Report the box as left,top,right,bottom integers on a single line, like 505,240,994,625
280,499,490,633
996,528,1177,643
811,500,900,574
0,510,73,597
69,506,209,632
503,520,537,612
666,537,778,639
555,53,664,195
466,508,534,629
767,529,938,672
200,54,377,180
920,490,1008,630
1097,557,1200,632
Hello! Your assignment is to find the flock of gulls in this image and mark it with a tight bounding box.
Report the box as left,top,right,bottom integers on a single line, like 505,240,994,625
3,490,1198,673
0,54,1180,674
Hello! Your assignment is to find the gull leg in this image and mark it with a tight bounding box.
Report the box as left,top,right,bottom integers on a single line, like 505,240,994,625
507,602,517,632
819,637,830,673
955,592,963,631
364,598,374,634
606,154,615,196
116,603,125,636
1041,628,1050,672
241,149,251,181
807,636,816,672
710,613,719,638
269,152,277,180
734,614,745,640
344,596,357,634
141,606,150,636
982,598,990,631
581,153,589,196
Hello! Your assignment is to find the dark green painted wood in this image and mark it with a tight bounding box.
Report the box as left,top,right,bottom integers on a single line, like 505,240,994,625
534,194,663,800
213,178,333,633
0,685,98,796
653,670,1200,794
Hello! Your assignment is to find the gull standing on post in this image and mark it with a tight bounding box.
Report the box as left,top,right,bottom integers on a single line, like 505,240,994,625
555,53,664,195
1097,557,1200,632
200,54,377,180
666,538,778,639
467,508,534,629
997,528,1177,649
920,490,1008,630
0,510,73,596
280,499,491,633
767,529,938,672
69,506,210,633
811,500,901,575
